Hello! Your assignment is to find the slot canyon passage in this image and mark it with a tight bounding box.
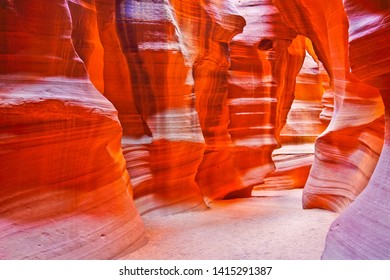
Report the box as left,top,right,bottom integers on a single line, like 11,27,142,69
0,0,389,260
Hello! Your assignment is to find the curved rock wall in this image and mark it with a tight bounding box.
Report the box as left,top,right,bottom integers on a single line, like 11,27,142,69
0,0,147,259
172,0,248,202
274,0,385,212
227,0,305,192
322,0,390,259
262,39,328,190
114,0,303,206
2,0,389,260
114,0,208,214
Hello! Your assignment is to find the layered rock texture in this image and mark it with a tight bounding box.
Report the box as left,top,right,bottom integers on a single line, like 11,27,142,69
227,0,305,193
0,0,147,259
261,41,328,190
115,0,208,214
1,0,389,259
321,0,390,259
274,0,385,212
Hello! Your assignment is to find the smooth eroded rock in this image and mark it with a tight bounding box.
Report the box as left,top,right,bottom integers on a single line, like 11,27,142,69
275,0,385,212
322,0,390,259
0,0,146,259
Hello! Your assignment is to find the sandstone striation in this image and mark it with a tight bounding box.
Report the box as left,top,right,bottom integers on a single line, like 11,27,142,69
171,0,247,202
114,0,209,214
227,0,305,192
262,42,328,190
275,0,385,212
322,0,390,259
1,0,389,260
0,0,146,259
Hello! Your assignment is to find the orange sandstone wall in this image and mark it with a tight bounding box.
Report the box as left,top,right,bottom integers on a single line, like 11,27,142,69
62,0,309,230
274,0,385,212
114,0,208,214
1,0,389,260
113,0,302,208
170,0,248,201
322,0,390,259
0,0,146,259
227,0,306,192
262,39,328,190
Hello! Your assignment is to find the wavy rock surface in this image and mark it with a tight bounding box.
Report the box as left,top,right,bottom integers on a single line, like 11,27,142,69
114,0,208,214
2,0,389,260
0,0,146,259
322,0,390,259
171,0,247,201
281,43,328,144
227,0,305,191
275,0,385,212
111,0,311,207
262,43,328,190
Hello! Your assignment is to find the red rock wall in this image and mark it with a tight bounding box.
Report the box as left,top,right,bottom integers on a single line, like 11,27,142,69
113,0,303,207
2,0,389,260
172,0,248,201
275,0,385,212
261,39,328,190
114,0,208,214
322,0,390,259
227,0,306,193
0,0,146,259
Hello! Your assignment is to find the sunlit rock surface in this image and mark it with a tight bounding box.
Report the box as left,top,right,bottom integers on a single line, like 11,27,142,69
322,0,390,259
171,0,247,202
275,0,385,212
261,41,328,190
0,0,146,259
114,0,207,214
228,0,305,192
1,0,389,260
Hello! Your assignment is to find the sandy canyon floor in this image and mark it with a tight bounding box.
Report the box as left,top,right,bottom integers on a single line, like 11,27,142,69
123,189,338,260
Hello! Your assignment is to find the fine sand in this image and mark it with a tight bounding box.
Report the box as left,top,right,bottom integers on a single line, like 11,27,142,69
124,189,338,260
